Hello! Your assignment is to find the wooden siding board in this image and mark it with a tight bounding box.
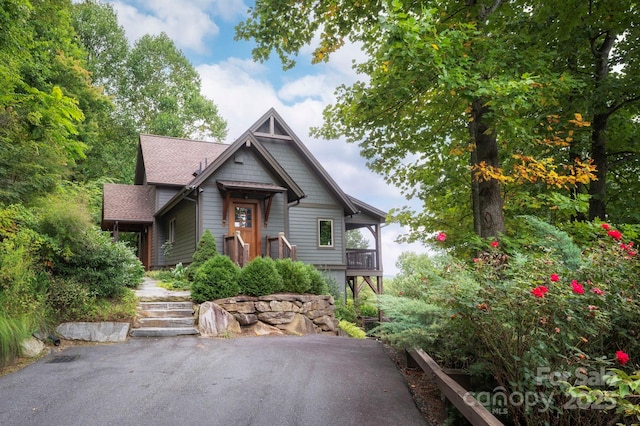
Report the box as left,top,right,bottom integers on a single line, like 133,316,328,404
260,139,338,206
289,205,344,265
158,201,196,266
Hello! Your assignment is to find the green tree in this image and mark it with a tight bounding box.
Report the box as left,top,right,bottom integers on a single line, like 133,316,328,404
345,229,369,249
0,0,90,205
71,2,228,183
531,1,640,221
237,0,593,241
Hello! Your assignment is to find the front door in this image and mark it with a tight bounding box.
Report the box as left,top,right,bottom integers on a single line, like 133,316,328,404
230,201,260,260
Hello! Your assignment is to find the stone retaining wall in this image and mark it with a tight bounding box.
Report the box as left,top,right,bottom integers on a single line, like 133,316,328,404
198,293,338,337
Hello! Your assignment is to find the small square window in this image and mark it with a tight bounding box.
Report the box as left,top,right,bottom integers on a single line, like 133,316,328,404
318,219,334,248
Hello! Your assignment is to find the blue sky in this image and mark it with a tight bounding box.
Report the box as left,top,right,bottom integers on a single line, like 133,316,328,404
103,0,429,275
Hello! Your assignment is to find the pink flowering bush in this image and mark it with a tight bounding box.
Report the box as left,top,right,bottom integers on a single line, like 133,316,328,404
378,218,640,425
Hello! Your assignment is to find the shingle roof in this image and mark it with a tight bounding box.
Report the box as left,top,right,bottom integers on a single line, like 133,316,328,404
102,184,155,224
139,134,229,185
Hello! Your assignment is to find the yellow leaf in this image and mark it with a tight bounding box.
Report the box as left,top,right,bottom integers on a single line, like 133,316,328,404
432,44,439,50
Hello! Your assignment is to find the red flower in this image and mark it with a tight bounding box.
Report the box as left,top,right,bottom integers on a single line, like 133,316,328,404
592,287,604,296
616,350,630,366
490,241,499,248
571,281,584,294
531,285,549,298
436,232,447,242
601,223,610,230
607,230,623,240
550,274,560,282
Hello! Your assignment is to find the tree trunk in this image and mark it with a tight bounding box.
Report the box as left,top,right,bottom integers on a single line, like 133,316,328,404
470,98,505,238
589,113,608,220
588,32,615,221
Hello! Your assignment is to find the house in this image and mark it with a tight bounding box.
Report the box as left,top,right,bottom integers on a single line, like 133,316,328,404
101,109,386,297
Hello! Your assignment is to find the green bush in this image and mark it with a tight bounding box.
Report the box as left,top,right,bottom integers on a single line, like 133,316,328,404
238,256,282,296
338,320,366,339
186,230,217,280
191,255,240,303
54,227,144,298
48,278,96,321
382,221,640,425
358,303,378,318
275,258,310,293
335,298,358,323
306,264,329,295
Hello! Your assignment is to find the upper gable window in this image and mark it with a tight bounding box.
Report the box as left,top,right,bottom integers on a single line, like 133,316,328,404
254,116,292,139
318,219,334,248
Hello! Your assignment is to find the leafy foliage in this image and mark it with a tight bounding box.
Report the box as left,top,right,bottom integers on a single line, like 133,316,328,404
338,320,366,339
190,255,240,303
186,230,217,281
305,264,329,295
238,256,282,297
0,314,35,367
384,222,640,425
275,258,310,293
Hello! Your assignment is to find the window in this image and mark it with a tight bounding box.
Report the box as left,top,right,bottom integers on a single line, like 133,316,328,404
318,219,334,248
168,218,176,243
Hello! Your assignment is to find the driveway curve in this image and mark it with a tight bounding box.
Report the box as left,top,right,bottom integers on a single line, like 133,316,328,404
0,335,426,426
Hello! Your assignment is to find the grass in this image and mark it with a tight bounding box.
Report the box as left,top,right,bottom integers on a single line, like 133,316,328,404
85,288,138,322
0,315,34,367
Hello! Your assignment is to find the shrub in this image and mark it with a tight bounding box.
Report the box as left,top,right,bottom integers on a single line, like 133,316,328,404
339,320,366,339
383,221,640,425
306,264,329,295
358,303,378,318
48,278,96,321
275,258,310,293
186,230,217,280
191,255,240,303
54,227,144,298
335,298,358,323
238,256,282,296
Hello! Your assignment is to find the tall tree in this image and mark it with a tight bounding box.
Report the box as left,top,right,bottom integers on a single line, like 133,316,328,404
237,0,592,241
532,1,640,221
71,1,228,183
0,0,90,204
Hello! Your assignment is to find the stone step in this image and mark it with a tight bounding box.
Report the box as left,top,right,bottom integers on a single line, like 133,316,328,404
136,317,196,328
136,308,194,319
130,327,200,337
138,302,194,310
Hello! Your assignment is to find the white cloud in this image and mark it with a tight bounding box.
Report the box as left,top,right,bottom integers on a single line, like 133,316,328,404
110,0,223,53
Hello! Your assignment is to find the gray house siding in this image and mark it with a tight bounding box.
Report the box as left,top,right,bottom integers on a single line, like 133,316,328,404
157,200,196,267
198,149,288,255
289,204,344,266
258,138,337,206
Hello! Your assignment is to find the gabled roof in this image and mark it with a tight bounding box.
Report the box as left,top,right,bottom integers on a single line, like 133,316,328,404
102,184,155,227
250,108,359,216
135,134,228,186
348,196,387,222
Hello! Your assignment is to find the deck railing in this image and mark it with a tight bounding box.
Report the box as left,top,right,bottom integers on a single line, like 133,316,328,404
223,231,250,267
266,232,297,261
346,249,378,271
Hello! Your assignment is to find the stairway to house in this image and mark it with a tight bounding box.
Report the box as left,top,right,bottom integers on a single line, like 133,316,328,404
130,278,199,337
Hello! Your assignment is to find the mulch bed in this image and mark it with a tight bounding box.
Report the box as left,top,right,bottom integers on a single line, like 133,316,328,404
383,342,448,426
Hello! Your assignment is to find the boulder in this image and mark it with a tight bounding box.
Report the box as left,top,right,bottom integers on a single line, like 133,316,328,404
312,315,339,332
216,300,256,314
268,300,299,312
56,322,130,342
258,311,295,325
199,302,242,337
234,313,258,326
277,314,317,336
241,321,285,336
20,337,46,358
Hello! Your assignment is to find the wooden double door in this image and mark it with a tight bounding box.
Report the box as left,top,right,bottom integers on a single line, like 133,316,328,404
230,200,261,260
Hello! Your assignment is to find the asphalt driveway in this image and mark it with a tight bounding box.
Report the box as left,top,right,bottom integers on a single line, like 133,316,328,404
0,335,426,426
